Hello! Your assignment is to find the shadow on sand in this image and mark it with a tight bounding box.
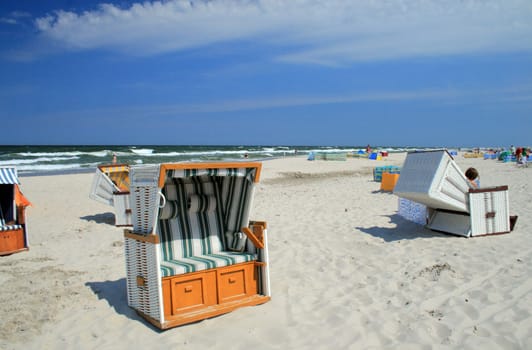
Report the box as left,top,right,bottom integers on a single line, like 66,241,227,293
80,212,115,226
85,278,210,331
85,278,161,332
356,213,448,242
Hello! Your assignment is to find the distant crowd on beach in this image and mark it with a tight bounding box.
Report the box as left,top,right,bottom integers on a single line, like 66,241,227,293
480,145,530,167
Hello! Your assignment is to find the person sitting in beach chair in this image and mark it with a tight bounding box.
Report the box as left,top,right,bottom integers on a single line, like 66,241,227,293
465,167,480,188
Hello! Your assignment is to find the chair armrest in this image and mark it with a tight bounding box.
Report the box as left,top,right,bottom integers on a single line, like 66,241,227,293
242,226,265,249
124,229,160,244
469,185,508,193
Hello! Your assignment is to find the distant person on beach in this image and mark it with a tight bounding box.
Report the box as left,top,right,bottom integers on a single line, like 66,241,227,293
515,147,522,161
112,153,117,164
465,167,480,188
518,147,528,167
366,144,371,154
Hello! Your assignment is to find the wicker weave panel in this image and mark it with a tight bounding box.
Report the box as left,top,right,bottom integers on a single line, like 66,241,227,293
124,237,161,322
130,165,160,234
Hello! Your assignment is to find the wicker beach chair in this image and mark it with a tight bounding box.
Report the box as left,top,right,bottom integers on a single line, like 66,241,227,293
89,164,132,226
0,167,30,255
394,150,515,237
124,162,270,329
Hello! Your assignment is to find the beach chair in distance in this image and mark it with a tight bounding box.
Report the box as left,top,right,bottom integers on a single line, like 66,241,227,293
393,150,515,237
0,167,30,255
89,164,132,226
124,162,270,329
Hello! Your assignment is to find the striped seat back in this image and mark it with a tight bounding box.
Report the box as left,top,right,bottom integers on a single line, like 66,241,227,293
218,175,253,245
158,176,224,260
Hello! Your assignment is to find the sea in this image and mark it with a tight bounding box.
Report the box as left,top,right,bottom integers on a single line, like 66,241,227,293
0,145,441,176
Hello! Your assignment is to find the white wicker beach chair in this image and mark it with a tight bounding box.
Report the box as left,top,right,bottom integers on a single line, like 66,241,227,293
394,150,515,237
0,167,30,255
124,162,270,329
89,164,132,226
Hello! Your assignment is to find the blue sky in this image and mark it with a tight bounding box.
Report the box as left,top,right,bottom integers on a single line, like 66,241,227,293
1,0,531,147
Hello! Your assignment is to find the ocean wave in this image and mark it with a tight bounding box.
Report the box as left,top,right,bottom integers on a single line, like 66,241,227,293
1,145,430,175
130,148,154,155
123,150,285,157
0,156,80,165
15,163,85,172
17,151,110,157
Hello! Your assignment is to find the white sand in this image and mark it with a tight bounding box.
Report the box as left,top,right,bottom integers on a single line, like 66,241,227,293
1,153,531,349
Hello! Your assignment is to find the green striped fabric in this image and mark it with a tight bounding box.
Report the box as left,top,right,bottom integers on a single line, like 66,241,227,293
228,231,247,252
159,200,179,220
0,224,22,231
169,168,255,182
158,175,256,277
220,175,253,235
159,252,255,276
187,194,216,212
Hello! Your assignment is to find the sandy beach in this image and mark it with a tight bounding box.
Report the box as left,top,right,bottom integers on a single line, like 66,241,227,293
1,152,531,349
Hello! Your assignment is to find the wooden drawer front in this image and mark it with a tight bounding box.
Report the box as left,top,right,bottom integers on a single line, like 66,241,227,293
0,228,25,253
170,271,216,313
217,263,257,303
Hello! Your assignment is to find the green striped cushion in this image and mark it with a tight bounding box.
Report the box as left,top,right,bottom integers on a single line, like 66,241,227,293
159,251,256,277
0,224,22,231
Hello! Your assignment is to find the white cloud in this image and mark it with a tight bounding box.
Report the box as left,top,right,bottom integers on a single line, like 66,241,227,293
1,10,31,25
34,0,532,64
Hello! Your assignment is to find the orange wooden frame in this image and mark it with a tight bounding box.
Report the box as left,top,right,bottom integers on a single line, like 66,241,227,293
0,204,29,256
0,227,27,256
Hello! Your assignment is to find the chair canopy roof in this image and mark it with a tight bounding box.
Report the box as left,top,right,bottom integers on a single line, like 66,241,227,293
394,150,470,212
0,167,19,185
158,162,261,187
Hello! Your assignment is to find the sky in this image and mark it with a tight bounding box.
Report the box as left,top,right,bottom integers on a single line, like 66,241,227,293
1,0,531,147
